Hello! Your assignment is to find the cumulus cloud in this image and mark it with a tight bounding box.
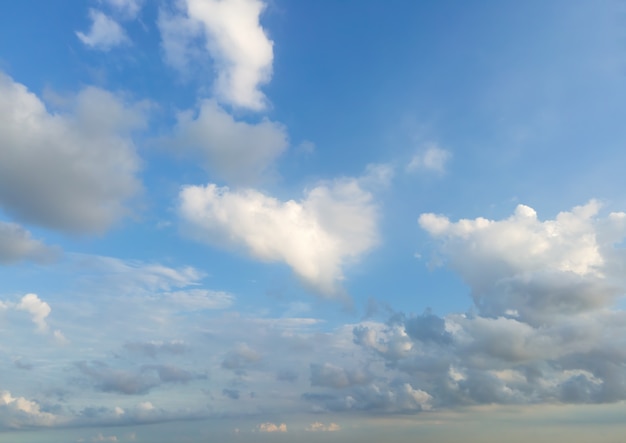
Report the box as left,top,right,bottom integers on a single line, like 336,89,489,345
0,73,144,233
76,9,129,50
305,422,341,432
0,222,59,264
419,200,626,324
159,0,274,110
258,422,287,432
179,171,381,296
169,99,288,185
303,381,433,413
17,294,51,333
340,202,626,409
0,390,62,429
407,144,451,173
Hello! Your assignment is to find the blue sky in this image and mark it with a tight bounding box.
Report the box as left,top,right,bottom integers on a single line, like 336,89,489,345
2,0,626,441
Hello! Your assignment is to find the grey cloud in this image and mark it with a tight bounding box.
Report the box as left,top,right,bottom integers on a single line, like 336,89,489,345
276,369,298,383
303,381,432,413
0,222,59,265
76,361,201,395
310,363,370,389
221,344,262,372
477,271,620,325
168,99,288,185
0,73,144,233
401,311,453,345
76,361,158,395
222,388,240,400
124,340,188,358
352,305,626,409
13,357,33,370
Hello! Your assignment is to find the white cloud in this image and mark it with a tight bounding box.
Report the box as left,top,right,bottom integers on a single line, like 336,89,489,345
419,201,626,323
0,73,144,233
407,144,451,173
179,172,380,296
159,0,274,110
305,422,341,432
0,221,59,264
74,254,205,293
170,99,288,185
76,9,129,50
258,422,287,432
102,0,144,19
17,294,51,333
0,390,61,428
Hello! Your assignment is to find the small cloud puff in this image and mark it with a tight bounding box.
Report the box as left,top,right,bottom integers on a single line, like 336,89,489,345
305,422,341,432
76,9,129,51
407,144,451,174
258,422,287,432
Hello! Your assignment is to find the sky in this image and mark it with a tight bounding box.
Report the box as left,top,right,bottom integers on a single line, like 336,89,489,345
1,0,626,442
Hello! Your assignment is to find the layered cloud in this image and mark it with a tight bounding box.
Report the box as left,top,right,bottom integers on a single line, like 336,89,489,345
169,99,288,184
0,222,58,265
179,171,383,296
159,0,273,110
0,73,145,233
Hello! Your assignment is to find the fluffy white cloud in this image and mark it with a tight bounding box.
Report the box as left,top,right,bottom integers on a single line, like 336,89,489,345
258,422,287,432
17,294,51,333
179,172,381,296
419,201,626,323
159,0,273,110
407,144,451,173
170,99,288,185
0,73,144,233
76,9,129,50
0,222,58,264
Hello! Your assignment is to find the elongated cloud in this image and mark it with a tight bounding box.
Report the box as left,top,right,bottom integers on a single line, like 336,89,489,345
0,73,144,233
159,0,273,110
306,422,341,432
179,173,381,296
